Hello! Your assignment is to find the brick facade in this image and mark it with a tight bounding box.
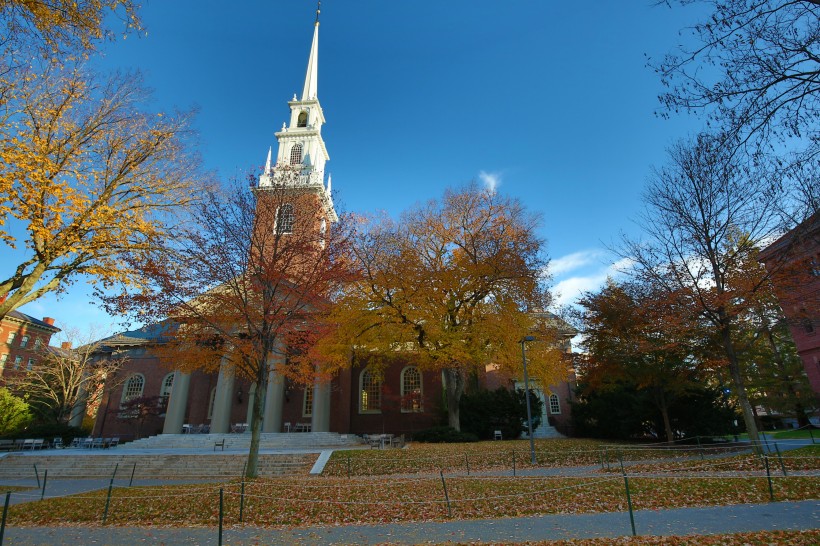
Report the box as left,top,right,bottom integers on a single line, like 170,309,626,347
0,312,60,379
759,212,820,399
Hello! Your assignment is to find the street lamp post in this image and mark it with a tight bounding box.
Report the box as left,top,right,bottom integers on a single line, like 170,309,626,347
521,335,536,465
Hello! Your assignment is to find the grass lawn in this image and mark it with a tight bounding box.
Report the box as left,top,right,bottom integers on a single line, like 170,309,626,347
772,429,820,440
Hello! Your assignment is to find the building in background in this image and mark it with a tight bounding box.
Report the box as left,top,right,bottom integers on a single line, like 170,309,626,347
759,212,820,400
0,311,60,377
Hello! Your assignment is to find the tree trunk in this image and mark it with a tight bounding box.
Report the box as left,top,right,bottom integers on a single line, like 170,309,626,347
246,367,268,479
720,323,761,453
657,389,674,443
443,367,464,431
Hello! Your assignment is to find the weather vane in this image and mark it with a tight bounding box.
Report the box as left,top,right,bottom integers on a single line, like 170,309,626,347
316,1,321,24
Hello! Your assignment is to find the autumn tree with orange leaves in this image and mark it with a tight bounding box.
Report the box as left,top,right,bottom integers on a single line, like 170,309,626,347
621,133,786,451
576,279,716,442
312,184,563,432
107,174,356,478
0,58,202,320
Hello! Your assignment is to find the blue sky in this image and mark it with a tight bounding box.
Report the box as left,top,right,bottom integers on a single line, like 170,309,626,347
12,1,708,340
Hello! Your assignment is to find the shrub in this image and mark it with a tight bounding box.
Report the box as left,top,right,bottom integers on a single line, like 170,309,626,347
413,426,479,443
460,387,544,440
0,388,33,436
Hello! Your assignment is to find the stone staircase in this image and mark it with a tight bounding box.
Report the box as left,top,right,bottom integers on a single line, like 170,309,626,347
126,432,364,450
0,452,317,479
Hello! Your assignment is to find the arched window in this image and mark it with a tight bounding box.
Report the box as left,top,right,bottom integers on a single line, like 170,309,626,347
549,393,561,414
160,373,175,407
400,366,423,412
276,204,295,234
121,374,145,403
297,111,308,127
290,143,303,165
359,367,382,413
303,387,313,417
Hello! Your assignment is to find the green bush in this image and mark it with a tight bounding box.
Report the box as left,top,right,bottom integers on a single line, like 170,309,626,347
413,426,479,443
0,388,33,436
460,387,544,440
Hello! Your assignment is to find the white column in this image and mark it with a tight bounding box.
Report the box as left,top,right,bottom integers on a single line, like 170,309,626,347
245,383,256,427
311,375,331,432
210,355,234,433
162,372,190,434
263,369,285,432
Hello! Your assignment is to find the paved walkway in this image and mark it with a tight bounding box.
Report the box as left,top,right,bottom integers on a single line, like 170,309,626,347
1,500,817,545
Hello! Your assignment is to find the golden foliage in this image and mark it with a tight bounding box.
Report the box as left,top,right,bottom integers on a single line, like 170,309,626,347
0,59,201,319
0,0,142,52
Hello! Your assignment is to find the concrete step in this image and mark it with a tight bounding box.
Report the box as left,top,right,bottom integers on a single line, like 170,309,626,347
0,452,316,479
125,432,364,450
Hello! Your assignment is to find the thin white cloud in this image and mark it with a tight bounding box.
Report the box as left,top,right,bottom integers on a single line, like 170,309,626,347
478,170,501,193
548,249,605,277
550,257,633,308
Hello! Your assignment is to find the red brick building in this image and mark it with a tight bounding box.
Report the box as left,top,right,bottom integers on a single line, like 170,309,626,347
759,212,820,399
0,311,60,378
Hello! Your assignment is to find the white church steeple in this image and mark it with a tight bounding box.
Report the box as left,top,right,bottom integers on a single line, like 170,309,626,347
257,5,336,222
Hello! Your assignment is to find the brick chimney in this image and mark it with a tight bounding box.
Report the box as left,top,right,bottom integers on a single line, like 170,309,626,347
43,317,55,326
61,341,72,350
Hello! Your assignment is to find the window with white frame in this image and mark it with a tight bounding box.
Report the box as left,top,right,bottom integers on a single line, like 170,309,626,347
0,354,7,370
549,393,561,414
275,204,295,234
297,111,308,127
160,373,175,407
7,332,15,345
121,374,145,403
303,387,313,417
19,335,29,348
34,338,42,350
290,143,303,164
13,356,22,370
400,366,423,412
359,367,382,413
26,358,34,371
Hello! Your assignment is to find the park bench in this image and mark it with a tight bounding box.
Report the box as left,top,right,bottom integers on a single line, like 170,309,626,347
214,439,225,451
0,440,15,451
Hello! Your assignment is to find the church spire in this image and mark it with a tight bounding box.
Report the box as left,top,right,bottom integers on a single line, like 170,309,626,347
301,12,319,101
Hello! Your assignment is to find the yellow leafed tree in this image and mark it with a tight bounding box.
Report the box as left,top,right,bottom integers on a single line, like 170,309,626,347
312,184,567,431
0,58,203,319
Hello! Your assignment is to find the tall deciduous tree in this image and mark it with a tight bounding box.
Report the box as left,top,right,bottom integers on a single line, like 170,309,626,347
653,0,820,219
313,184,561,431
576,279,705,442
108,174,356,478
622,133,783,450
0,59,202,320
3,328,125,424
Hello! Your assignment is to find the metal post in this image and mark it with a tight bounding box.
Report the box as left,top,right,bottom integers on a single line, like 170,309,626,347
439,470,452,518
218,488,224,546
623,474,637,536
40,470,47,501
0,491,10,545
764,456,774,502
512,450,516,477
464,453,470,475
696,436,704,460
33,464,39,489
102,478,114,524
809,427,815,444
111,462,119,481
521,337,536,465
239,480,245,523
129,463,137,487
